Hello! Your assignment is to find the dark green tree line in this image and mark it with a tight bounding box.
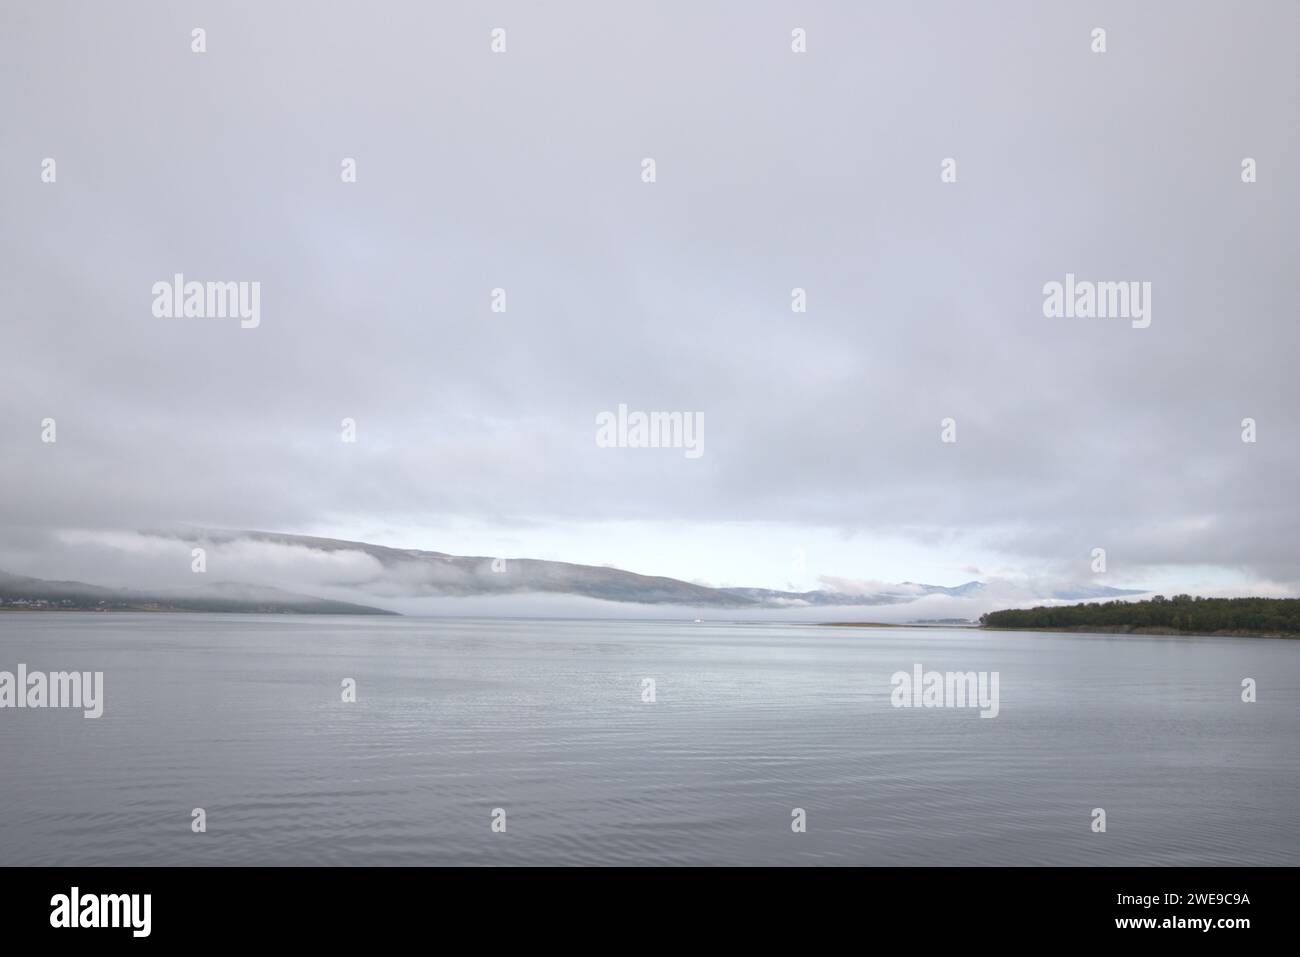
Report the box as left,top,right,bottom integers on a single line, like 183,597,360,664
980,596,1300,636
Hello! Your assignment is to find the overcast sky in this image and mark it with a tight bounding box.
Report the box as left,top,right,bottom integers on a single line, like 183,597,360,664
2,1,1297,600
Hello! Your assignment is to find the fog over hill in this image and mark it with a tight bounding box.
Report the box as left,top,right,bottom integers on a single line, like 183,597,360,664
0,569,394,615
0,528,1147,620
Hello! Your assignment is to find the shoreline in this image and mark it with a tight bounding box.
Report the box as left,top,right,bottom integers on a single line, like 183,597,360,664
816,622,975,630
816,620,1298,639
980,624,1298,640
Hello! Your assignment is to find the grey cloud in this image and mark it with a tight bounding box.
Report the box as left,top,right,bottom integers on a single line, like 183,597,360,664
1,1,1297,594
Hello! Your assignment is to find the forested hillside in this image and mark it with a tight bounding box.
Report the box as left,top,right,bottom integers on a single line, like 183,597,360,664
981,596,1300,637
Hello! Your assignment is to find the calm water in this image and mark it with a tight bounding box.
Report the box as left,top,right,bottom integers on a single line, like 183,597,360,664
1,613,1297,866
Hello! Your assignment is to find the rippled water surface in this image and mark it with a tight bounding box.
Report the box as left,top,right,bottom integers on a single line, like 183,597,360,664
1,614,1297,865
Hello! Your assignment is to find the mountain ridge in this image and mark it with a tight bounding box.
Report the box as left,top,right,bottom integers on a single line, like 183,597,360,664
3,529,1147,614
0,569,396,615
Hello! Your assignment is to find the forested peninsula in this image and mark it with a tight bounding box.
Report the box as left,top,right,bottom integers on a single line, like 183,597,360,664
980,596,1300,638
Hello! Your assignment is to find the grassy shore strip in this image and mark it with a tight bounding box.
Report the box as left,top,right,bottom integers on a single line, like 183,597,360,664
816,622,958,629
